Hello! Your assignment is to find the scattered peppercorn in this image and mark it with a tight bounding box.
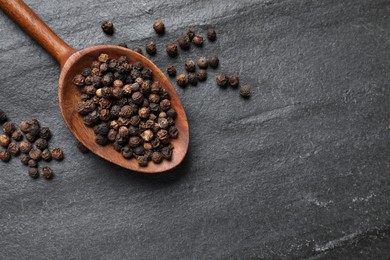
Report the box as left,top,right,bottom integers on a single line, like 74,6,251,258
176,74,188,88
177,35,191,50
28,167,39,179
166,65,177,77
0,110,7,124
0,151,11,162
28,159,37,167
41,149,52,161
35,138,48,150
20,154,30,165
145,41,157,55
166,43,178,57
208,56,219,68
7,142,19,156
101,20,114,35
153,20,165,34
52,148,64,161
185,60,196,72
188,73,198,86
197,57,208,69
192,34,204,46
229,74,239,88
29,148,42,161
0,134,10,148
240,84,251,98
216,74,229,87
186,28,196,40
207,28,217,41
2,121,15,135
40,166,53,180
196,69,207,82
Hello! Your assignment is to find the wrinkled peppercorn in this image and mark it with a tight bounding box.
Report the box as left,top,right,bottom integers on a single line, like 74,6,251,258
137,155,148,167
166,108,177,118
41,149,52,161
20,121,30,133
101,20,114,35
216,74,229,87
129,136,142,148
28,159,37,167
151,152,163,163
140,129,154,142
207,28,217,41
186,28,196,40
28,167,39,179
40,166,53,179
11,131,22,141
29,148,42,161
166,65,177,77
35,138,48,150
177,35,191,50
52,148,64,161
145,41,157,55
20,154,30,165
188,73,198,86
0,134,10,148
121,145,133,159
229,74,239,88
0,150,11,162
153,20,165,34
93,123,110,136
208,55,219,68
95,134,107,146
176,74,188,87
7,142,19,156
73,74,85,86
196,69,207,82
20,141,32,154
197,57,208,69
192,34,204,46
166,43,178,57
0,110,7,124
185,60,196,72
160,99,171,111
2,121,15,135
161,146,173,160
240,84,251,98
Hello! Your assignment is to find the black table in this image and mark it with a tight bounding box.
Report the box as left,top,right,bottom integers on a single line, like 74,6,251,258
1,0,390,258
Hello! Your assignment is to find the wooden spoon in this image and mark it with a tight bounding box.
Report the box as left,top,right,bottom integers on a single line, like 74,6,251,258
0,0,189,173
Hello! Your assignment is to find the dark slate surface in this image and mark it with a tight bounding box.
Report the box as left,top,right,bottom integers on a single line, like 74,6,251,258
1,0,390,259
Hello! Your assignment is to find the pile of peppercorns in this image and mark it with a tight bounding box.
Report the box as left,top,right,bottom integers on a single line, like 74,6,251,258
100,20,251,98
0,110,64,179
74,53,178,167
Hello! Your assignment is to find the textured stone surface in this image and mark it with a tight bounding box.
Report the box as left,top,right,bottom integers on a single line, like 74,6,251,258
1,0,390,259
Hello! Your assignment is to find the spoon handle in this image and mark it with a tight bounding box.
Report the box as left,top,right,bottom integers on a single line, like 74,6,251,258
0,0,75,67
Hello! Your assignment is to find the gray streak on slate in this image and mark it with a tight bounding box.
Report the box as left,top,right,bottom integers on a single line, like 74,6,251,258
1,0,390,259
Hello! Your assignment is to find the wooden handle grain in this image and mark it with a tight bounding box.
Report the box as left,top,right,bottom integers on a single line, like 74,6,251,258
0,0,75,67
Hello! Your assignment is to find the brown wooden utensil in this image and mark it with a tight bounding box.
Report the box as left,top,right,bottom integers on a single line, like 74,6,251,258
0,0,189,173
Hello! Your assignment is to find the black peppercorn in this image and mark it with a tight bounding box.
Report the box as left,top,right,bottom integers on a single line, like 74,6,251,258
129,136,142,148
20,141,32,154
73,74,85,87
229,74,239,88
28,159,37,167
39,127,51,140
216,74,229,87
0,151,11,162
121,145,133,159
52,148,64,161
161,146,173,160
29,148,42,161
184,60,196,72
207,28,217,41
132,91,144,105
145,41,157,55
188,72,198,86
107,129,118,142
118,126,129,138
186,28,196,40
35,138,48,150
240,84,251,98
2,121,15,135
208,55,219,68
101,20,114,35
28,167,39,179
197,57,208,69
142,68,152,79
118,42,128,48
151,151,163,163
132,47,143,55
159,99,171,111
137,155,148,167
138,107,150,119
129,115,141,127
166,43,178,57
150,82,161,94
95,134,108,146
113,142,123,152
119,105,134,118
140,129,154,142
0,134,10,148
158,118,169,129
196,69,207,82
157,129,169,142
20,121,30,133
25,133,37,143
20,154,30,165
40,166,53,180
0,110,7,124
168,126,179,138
166,65,177,77
99,109,111,121
176,74,188,87
192,34,204,46
93,123,110,136
153,20,165,34
41,149,52,161
166,108,177,118
7,142,19,156
177,35,191,50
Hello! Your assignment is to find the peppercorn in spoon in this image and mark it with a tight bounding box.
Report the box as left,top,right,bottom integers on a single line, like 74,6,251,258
0,0,189,173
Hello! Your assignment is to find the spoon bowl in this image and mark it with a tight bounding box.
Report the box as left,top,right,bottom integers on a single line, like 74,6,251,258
0,0,189,173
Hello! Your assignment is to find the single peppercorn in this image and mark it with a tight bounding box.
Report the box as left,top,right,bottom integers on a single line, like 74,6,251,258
132,47,143,55
0,110,7,124
176,74,189,88
177,35,191,50
132,91,144,105
185,60,196,72
118,42,128,48
166,108,177,118
165,43,178,57
28,159,37,168
29,147,42,161
196,69,207,82
192,33,204,46
52,148,64,161
7,142,19,156
101,20,114,35
158,118,169,129
160,99,171,111
229,74,239,88
188,73,198,86
0,151,11,162
137,155,149,167
129,136,142,148
121,146,133,159
0,134,10,148
20,141,32,154
208,55,219,68
166,65,177,77
28,167,39,179
93,123,110,136
73,74,85,86
20,121,30,133
207,28,217,41
2,121,15,135
197,57,208,69
39,127,51,140
216,73,229,87
35,138,48,150
145,41,157,55
161,146,173,160
11,131,22,141
40,167,53,180
41,149,52,161
25,133,36,143
153,20,165,34
240,84,251,98
138,107,150,119
186,28,196,40
140,129,154,142
168,126,179,138
151,151,163,163
20,154,30,165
